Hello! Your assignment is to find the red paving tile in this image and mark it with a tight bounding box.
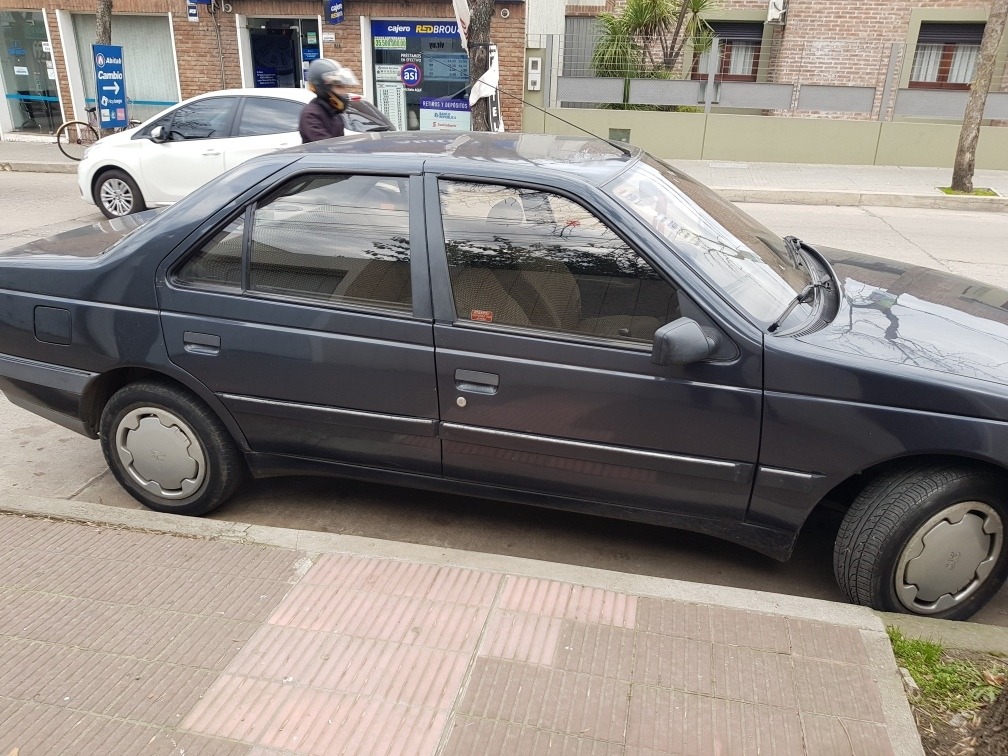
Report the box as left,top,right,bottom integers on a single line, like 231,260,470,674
0,515,914,755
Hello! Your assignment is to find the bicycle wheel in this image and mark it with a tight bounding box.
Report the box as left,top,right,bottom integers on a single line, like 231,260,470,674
56,120,99,161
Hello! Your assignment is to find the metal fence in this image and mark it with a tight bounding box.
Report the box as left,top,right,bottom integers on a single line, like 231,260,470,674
528,32,1008,123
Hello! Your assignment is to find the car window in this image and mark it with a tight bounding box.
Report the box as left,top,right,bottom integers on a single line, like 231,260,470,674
237,97,304,137
166,96,238,140
439,181,681,344
176,218,244,288
247,174,411,311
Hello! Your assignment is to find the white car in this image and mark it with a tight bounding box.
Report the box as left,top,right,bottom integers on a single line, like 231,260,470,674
78,88,394,218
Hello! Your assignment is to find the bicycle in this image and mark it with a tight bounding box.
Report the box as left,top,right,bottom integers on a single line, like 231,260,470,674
56,105,141,161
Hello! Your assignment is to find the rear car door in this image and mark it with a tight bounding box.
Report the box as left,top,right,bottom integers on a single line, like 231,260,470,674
223,96,305,170
158,170,440,474
138,96,237,203
427,175,763,522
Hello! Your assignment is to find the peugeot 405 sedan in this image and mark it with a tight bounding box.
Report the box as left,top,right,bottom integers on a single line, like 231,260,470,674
4,132,1007,619
78,87,395,219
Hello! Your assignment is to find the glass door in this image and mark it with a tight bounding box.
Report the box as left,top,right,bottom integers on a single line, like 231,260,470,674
1,11,61,133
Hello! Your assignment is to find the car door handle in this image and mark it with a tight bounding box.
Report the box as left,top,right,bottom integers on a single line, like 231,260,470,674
455,369,499,395
183,331,221,355
201,150,221,157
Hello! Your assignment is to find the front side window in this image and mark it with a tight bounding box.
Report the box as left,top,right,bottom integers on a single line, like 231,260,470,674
237,97,304,137
176,173,412,312
166,96,238,140
439,181,680,344
910,23,984,89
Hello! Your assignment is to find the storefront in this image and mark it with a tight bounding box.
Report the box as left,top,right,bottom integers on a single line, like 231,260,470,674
368,19,470,131
244,16,321,89
0,10,61,134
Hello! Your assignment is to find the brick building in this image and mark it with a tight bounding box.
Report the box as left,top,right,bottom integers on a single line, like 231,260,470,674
0,0,526,135
562,0,1008,103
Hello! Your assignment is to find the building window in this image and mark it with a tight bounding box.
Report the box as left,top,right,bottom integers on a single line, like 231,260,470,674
910,22,985,89
692,22,763,82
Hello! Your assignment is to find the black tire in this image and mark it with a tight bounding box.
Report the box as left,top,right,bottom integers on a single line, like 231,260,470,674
94,168,147,218
833,462,1008,620
56,120,99,161
99,381,245,516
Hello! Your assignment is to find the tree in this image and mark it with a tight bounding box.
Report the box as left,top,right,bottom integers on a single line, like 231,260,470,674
96,0,112,47
951,0,1008,193
591,0,714,107
975,682,1008,756
467,0,494,131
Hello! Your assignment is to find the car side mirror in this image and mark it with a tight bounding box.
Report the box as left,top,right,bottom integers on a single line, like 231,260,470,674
651,317,719,366
150,125,167,142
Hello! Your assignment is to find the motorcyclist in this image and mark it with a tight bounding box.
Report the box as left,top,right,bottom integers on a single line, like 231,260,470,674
299,58,360,143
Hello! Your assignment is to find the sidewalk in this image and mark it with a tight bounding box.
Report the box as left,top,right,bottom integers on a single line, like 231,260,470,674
3,133,1008,210
0,495,924,755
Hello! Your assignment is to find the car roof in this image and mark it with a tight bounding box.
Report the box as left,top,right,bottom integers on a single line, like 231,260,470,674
290,132,640,184
187,88,315,102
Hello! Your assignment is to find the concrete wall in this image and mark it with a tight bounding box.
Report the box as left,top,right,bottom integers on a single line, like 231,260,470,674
524,106,1008,168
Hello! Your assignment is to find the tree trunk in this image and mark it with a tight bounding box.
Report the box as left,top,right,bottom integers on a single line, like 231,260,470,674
951,0,1008,193
975,683,1008,756
95,0,112,46
467,0,493,131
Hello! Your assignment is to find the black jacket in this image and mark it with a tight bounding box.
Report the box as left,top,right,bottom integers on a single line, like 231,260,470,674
299,96,346,143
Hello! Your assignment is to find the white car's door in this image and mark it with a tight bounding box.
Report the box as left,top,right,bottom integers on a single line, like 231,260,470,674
138,96,238,204
223,96,306,171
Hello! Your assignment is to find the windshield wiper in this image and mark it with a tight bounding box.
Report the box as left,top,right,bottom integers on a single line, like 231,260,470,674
768,274,831,333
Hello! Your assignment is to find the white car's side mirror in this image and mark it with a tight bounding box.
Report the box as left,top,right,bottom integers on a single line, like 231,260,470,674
150,126,167,143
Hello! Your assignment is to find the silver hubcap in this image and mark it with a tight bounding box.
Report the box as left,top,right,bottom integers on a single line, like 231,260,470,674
895,501,1003,614
115,407,206,500
100,178,134,216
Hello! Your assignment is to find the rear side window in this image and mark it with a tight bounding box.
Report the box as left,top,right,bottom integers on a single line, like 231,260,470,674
237,97,304,137
176,174,412,314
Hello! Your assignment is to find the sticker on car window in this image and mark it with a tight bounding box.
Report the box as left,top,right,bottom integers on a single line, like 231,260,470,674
471,309,494,322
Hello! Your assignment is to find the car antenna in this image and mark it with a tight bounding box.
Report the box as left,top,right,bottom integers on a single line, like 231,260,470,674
447,72,633,156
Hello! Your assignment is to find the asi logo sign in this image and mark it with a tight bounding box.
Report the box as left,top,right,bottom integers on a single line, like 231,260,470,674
400,62,422,88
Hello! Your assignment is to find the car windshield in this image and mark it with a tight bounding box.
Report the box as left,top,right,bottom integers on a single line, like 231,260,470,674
609,156,810,325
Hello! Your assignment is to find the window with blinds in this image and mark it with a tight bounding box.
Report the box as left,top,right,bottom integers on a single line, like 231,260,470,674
910,22,985,89
691,22,763,82
71,13,179,123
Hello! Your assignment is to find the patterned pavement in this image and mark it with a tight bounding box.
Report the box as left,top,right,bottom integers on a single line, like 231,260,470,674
0,514,921,755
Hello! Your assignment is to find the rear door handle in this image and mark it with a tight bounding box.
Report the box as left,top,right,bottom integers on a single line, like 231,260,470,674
202,150,221,157
183,331,221,355
455,369,499,395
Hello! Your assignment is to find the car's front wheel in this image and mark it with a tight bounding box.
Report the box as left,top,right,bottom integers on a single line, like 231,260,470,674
833,462,1008,620
94,169,146,218
99,381,244,516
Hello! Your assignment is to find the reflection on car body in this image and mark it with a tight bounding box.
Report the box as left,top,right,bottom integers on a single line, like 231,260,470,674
4,132,1008,621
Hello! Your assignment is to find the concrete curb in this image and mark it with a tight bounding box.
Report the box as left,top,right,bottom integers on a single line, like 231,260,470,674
719,187,1008,212
0,160,76,174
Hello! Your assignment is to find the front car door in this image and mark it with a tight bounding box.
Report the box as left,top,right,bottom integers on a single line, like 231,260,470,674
157,169,440,475
425,173,763,525
138,96,237,204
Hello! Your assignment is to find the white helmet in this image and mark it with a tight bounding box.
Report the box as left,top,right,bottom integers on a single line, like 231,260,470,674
306,58,359,94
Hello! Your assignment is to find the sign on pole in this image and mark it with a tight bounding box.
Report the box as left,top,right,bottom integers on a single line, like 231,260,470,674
92,44,128,129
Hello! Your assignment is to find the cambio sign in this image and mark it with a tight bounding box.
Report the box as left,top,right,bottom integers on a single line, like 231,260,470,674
92,44,128,129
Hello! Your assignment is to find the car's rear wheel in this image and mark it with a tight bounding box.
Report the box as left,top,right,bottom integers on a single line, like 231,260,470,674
99,381,244,516
833,462,1008,620
94,169,146,218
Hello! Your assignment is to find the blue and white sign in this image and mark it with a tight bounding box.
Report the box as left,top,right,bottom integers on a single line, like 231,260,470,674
186,1,199,22
326,0,345,25
399,62,422,88
370,20,460,38
419,97,470,131
92,44,127,129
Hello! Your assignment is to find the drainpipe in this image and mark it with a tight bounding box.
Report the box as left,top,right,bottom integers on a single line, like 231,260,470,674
212,2,227,88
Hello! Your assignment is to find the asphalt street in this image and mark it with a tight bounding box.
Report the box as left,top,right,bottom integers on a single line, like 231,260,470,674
2,170,1008,627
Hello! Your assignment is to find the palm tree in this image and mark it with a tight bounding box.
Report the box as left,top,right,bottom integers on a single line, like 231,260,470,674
591,0,714,107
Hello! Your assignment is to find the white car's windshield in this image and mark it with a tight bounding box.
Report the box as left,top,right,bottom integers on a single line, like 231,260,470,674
609,157,810,324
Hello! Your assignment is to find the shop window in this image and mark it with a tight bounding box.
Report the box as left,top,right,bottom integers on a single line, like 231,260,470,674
691,22,763,82
910,23,985,89
1,11,61,133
